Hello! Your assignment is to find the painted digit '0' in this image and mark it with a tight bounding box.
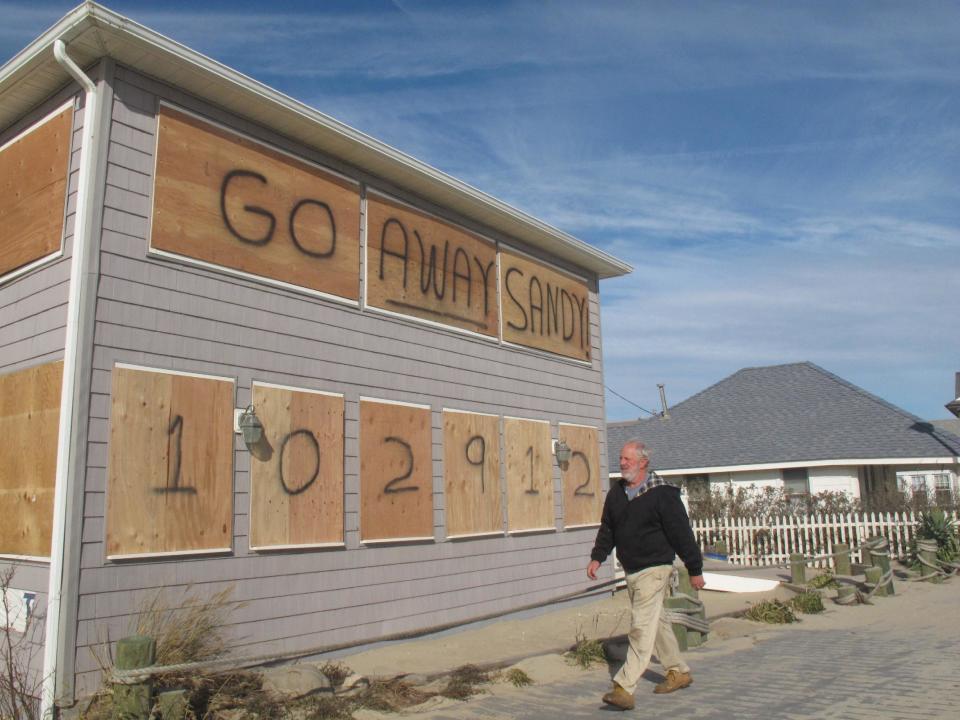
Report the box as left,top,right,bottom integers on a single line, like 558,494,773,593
465,434,486,492
383,436,418,494
279,428,320,495
572,450,595,497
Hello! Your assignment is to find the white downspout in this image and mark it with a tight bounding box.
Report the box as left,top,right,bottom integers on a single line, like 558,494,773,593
43,38,99,720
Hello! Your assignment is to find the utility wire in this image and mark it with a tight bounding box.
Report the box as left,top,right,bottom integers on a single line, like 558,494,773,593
605,385,661,418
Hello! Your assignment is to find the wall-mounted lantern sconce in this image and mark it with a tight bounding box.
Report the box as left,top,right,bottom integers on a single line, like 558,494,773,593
553,439,572,470
238,404,263,449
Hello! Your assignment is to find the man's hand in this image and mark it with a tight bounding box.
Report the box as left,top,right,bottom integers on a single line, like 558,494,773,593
690,574,706,590
587,560,601,580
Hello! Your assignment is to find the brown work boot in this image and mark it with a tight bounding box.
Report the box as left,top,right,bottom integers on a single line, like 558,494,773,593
601,682,635,710
654,668,692,694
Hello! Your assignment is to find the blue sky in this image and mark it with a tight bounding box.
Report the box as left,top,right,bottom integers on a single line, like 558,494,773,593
4,1,958,421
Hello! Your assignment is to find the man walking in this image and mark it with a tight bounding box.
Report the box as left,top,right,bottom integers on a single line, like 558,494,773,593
586,439,704,710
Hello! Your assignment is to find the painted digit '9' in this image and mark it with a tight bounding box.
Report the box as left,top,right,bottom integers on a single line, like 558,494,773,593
465,434,486,492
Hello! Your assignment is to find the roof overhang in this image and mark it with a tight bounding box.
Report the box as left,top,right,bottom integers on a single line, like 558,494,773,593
0,2,632,280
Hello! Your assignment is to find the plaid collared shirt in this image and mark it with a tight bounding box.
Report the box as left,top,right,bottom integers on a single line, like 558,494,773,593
624,471,674,500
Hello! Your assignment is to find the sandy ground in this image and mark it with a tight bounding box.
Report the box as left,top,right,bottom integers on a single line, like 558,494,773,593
327,561,799,678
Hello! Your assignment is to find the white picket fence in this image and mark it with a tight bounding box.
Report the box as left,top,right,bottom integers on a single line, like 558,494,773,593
691,511,958,568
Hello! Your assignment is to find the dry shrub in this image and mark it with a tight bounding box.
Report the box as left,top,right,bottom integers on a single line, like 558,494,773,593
1,566,44,720
356,677,432,711
318,661,350,688
440,664,490,700
134,586,241,666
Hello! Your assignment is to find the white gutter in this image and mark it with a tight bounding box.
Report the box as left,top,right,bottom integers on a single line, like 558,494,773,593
42,38,98,720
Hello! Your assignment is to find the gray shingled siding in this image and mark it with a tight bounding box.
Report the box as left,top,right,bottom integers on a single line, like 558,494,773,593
69,66,609,693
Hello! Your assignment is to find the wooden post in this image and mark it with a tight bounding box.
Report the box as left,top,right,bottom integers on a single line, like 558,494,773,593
872,546,895,596
835,585,856,605
113,635,156,720
833,542,851,576
663,596,688,652
861,536,877,568
157,690,189,720
864,566,888,597
918,540,939,583
676,568,702,647
790,553,806,585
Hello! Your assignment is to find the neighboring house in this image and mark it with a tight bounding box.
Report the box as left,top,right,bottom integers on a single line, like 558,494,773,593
0,3,630,709
607,362,960,502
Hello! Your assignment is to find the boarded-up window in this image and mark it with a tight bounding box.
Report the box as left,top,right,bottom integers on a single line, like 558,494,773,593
366,192,498,337
443,410,502,538
558,423,602,528
359,399,433,542
0,361,62,558
151,105,361,301
504,417,554,533
249,383,344,549
499,249,591,362
106,366,234,558
0,105,72,279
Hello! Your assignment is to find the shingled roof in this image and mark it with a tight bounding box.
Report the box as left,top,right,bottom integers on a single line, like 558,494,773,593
607,362,960,473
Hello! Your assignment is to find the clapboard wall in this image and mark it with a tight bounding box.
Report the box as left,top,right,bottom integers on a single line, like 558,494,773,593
71,65,610,693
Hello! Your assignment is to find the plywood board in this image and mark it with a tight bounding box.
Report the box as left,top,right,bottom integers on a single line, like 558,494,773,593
359,399,433,542
0,361,62,557
443,410,502,537
106,367,234,557
366,193,498,336
249,384,344,548
559,424,603,527
0,106,72,277
504,418,554,533
499,248,591,361
151,105,361,300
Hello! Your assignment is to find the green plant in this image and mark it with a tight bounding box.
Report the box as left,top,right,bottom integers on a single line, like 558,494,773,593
789,591,825,614
743,599,798,624
566,632,606,668
808,572,839,590
910,509,960,566
503,668,533,687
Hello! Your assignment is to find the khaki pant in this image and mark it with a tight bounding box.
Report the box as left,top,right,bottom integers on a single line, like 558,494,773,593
613,564,689,694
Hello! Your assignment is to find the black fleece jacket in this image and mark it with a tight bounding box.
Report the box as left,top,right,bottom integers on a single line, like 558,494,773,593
591,480,703,576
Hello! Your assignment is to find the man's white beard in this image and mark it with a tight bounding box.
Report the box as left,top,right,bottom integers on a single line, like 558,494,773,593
622,467,641,483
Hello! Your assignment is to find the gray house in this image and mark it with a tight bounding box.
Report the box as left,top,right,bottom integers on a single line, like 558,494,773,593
607,362,960,502
0,3,630,712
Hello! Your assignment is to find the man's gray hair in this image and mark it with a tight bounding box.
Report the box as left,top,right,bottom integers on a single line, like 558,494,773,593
623,438,651,460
